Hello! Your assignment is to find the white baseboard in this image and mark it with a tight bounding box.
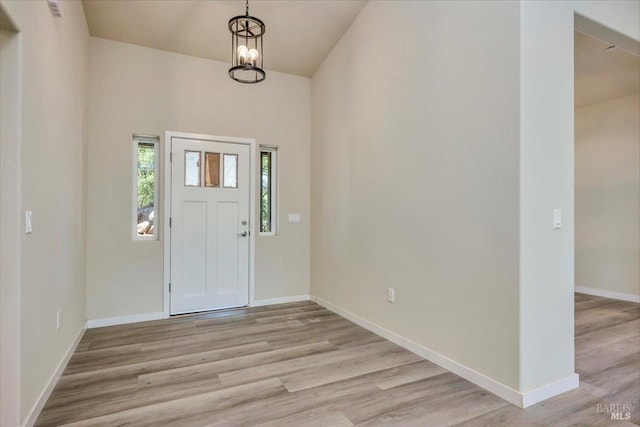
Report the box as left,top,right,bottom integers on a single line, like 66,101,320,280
23,326,86,427
87,297,314,327
310,295,578,408
252,294,310,307
86,311,166,328
522,374,580,408
575,286,640,303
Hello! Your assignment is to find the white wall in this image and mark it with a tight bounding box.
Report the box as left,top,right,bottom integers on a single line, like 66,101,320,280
575,93,640,298
0,0,89,423
311,0,522,390
518,0,576,394
86,38,310,320
312,0,639,402
518,0,639,393
1,24,21,427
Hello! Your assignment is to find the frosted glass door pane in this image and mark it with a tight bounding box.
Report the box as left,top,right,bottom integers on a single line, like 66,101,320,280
185,151,201,187
223,154,238,188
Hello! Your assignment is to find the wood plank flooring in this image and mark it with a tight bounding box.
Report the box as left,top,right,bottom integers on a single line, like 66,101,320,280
36,294,639,426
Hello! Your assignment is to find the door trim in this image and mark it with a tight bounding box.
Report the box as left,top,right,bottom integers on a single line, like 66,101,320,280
163,131,256,317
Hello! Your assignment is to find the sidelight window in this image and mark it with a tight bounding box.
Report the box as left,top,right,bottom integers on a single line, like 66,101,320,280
133,135,159,240
260,147,277,234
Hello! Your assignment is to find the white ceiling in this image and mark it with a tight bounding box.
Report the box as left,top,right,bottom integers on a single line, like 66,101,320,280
575,30,640,108
82,0,367,78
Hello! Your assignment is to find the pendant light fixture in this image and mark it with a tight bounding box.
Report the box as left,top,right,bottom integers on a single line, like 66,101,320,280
228,0,265,83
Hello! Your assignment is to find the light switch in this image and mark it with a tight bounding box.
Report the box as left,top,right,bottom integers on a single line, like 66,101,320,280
25,211,32,234
553,209,562,229
387,288,395,303
288,213,301,223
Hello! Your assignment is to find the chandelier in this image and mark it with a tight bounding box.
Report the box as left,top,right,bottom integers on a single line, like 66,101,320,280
228,0,266,83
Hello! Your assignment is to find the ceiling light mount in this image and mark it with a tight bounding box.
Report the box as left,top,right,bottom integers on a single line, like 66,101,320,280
228,0,266,84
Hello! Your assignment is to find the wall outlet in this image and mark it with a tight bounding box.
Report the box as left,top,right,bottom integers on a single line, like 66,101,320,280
387,288,395,303
56,310,61,330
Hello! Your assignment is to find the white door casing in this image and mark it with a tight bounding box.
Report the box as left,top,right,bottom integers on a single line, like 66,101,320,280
165,133,254,315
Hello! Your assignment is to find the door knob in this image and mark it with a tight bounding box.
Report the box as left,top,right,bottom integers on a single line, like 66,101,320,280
238,231,248,237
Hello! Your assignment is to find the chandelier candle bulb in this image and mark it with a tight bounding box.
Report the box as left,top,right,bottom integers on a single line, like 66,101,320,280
237,45,248,65
248,48,259,66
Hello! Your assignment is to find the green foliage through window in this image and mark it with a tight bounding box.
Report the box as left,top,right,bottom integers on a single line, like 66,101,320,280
137,143,155,209
260,151,272,233
135,138,157,238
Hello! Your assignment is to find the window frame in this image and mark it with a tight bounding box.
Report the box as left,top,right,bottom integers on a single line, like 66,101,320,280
259,146,278,236
132,135,160,241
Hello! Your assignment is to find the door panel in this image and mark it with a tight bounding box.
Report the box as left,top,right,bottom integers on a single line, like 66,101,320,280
182,201,207,296
217,202,240,294
170,137,250,314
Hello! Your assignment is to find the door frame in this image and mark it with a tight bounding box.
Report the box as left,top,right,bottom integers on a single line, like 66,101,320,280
163,131,256,317
0,16,22,426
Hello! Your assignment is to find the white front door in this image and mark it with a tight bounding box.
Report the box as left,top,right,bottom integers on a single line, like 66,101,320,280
170,137,250,314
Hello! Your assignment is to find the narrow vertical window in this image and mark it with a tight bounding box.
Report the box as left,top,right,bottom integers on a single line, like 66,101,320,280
133,135,159,240
260,147,277,234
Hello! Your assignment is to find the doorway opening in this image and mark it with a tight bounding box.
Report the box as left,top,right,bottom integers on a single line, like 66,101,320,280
574,16,640,303
572,16,639,420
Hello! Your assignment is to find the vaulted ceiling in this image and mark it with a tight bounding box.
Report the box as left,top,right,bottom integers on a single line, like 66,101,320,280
82,0,368,78
82,2,640,101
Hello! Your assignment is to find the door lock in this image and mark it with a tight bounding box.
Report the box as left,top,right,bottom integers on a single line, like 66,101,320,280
241,220,247,226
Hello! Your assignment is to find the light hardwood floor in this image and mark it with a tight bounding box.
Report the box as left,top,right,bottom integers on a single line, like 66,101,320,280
36,293,639,426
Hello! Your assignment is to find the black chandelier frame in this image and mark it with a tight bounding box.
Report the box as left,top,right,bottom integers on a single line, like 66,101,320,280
228,1,266,84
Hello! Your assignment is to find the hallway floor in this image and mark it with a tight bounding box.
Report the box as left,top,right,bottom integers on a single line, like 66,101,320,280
36,293,639,426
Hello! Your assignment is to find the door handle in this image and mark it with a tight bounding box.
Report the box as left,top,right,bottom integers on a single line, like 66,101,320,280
238,231,248,237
